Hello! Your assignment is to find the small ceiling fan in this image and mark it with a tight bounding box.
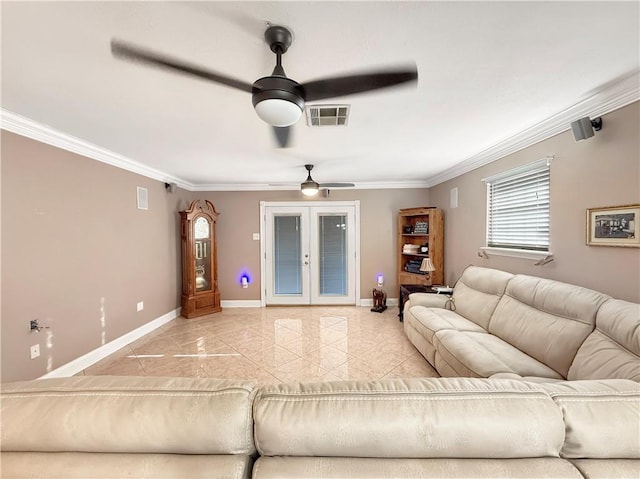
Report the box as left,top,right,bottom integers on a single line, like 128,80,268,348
301,164,354,196
111,25,418,148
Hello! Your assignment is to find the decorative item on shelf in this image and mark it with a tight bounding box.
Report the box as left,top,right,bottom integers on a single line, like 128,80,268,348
404,259,424,273
413,221,429,234
403,225,413,234
419,258,436,286
402,243,420,254
420,243,429,254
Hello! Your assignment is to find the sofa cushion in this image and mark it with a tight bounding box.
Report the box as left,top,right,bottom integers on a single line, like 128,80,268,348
0,376,257,455
541,380,640,459
0,452,252,479
253,457,583,478
433,330,564,379
488,275,609,377
570,460,640,479
407,304,486,343
253,377,564,459
404,319,439,365
450,266,514,329
404,304,487,365
568,299,640,381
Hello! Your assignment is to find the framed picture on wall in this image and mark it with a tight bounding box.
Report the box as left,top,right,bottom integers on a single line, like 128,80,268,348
586,204,640,247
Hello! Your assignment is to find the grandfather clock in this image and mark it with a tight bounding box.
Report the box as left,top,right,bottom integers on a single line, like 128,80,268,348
180,200,221,318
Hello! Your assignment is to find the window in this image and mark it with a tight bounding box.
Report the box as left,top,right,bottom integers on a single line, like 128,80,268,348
484,157,551,254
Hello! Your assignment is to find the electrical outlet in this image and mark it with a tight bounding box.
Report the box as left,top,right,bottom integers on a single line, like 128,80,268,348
30,344,40,359
137,301,144,312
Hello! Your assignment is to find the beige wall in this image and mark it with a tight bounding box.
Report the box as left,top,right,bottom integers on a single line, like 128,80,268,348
198,189,430,301
1,131,192,382
428,101,640,302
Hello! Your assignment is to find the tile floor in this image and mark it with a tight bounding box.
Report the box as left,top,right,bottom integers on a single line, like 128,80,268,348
81,305,439,384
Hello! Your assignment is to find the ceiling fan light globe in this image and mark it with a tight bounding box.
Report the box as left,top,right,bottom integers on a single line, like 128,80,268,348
254,98,302,127
301,180,320,196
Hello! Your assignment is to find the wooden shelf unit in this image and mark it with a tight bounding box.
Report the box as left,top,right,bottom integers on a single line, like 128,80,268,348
397,207,444,286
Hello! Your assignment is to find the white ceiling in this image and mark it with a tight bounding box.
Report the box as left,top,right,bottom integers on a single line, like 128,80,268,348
1,1,639,191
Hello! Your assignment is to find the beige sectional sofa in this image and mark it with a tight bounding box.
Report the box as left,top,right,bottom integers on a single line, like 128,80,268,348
2,375,639,478
403,266,640,382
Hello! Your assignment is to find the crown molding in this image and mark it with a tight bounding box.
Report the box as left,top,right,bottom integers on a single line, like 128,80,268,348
190,180,431,191
425,70,640,187
0,109,194,190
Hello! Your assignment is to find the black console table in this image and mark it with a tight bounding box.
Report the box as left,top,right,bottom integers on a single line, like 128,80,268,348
398,284,438,322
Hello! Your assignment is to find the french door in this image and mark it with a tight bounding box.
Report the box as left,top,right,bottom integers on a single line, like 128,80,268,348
261,201,360,305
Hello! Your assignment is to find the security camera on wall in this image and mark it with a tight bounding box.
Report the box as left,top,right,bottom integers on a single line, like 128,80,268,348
571,117,602,141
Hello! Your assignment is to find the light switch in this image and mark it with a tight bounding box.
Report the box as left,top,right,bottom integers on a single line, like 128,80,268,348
252,233,260,241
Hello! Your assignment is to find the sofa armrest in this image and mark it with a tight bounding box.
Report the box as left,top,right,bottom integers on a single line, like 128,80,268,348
407,293,451,309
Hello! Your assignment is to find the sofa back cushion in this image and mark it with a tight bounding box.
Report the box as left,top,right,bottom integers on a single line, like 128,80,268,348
488,275,609,378
567,299,640,381
452,266,514,330
541,379,640,459
253,377,564,459
1,376,257,455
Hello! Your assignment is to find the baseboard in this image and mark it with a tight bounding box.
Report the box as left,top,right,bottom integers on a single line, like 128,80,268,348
220,300,262,308
225,299,399,308
39,308,181,379
360,298,398,307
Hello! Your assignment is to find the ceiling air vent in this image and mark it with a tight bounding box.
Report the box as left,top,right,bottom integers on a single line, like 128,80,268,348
305,105,350,126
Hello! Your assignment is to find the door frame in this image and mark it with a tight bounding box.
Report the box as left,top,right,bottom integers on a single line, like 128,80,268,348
259,200,361,307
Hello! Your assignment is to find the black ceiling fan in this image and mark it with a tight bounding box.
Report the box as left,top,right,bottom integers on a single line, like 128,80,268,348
301,164,354,196
110,25,418,148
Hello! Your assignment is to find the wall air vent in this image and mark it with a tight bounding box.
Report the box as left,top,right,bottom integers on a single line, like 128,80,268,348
305,105,350,126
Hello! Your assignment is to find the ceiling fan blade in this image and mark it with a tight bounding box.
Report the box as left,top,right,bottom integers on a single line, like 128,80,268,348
319,182,355,188
111,40,254,93
273,126,292,148
300,65,418,101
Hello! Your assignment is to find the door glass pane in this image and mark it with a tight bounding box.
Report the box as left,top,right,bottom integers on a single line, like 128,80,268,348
318,215,347,295
274,215,302,295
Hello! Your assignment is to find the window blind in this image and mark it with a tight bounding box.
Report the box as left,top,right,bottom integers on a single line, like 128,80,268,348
318,215,348,295
486,161,550,251
273,215,302,295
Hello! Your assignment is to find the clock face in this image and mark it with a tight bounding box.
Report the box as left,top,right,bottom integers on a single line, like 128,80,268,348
194,217,210,239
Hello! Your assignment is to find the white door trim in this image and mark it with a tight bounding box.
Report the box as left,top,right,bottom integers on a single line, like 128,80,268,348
260,201,360,307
